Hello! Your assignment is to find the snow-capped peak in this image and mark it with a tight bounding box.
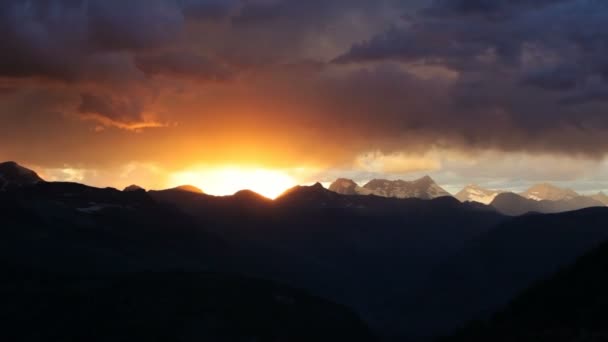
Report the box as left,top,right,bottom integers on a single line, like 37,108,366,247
455,184,503,205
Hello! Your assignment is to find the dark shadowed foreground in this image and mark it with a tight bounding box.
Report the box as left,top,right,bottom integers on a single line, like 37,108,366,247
441,237,608,342
2,162,608,341
1,270,373,342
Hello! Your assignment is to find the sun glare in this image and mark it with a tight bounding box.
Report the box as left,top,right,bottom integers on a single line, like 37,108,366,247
169,167,297,199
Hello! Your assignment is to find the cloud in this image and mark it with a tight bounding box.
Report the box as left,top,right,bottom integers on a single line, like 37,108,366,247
3,0,608,191
331,0,608,157
0,0,235,129
423,0,569,18
77,93,166,130
86,0,184,51
135,52,233,81
355,151,441,173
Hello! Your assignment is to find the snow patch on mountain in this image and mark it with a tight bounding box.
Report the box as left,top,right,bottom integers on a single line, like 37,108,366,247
520,183,579,201
329,176,451,200
455,185,503,205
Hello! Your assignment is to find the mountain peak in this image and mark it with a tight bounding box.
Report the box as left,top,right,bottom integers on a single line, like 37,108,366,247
311,182,325,189
0,161,45,190
328,178,361,195
173,185,204,194
277,182,334,202
123,184,145,192
418,175,434,182
361,177,450,200
232,189,269,201
455,184,503,205
521,183,579,201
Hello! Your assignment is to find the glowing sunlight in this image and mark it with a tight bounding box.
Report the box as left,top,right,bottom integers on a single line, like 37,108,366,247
169,167,297,199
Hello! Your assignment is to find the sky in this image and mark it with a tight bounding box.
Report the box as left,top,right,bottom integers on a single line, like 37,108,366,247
2,0,608,197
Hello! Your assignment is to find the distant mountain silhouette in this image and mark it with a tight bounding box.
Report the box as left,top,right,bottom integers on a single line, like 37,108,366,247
520,183,579,201
0,161,44,190
0,180,229,272
123,184,145,192
442,213,608,342
455,184,504,204
491,192,604,216
277,182,345,206
172,184,204,193
328,176,451,199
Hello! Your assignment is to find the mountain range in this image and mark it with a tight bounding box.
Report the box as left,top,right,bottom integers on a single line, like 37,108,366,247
490,192,605,216
520,183,580,201
3,160,608,341
328,176,607,215
329,176,452,199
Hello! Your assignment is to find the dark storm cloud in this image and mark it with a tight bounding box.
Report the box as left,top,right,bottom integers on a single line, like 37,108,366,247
333,0,608,156
423,0,569,18
135,52,233,81
86,0,184,51
180,0,237,20
0,0,235,128
2,0,608,162
78,93,145,124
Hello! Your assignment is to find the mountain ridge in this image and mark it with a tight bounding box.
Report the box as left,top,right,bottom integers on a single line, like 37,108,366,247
0,161,44,190
491,192,604,216
455,184,504,205
520,183,579,201
328,176,451,200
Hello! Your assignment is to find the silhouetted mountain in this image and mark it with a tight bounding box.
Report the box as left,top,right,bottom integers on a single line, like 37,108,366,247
172,184,204,193
409,207,608,340
150,186,273,218
491,192,604,216
590,191,608,206
0,180,373,341
0,181,227,272
328,178,368,195
0,161,44,190
152,182,504,339
520,183,579,201
277,182,346,207
442,215,608,342
361,176,451,199
455,184,503,204
123,184,145,192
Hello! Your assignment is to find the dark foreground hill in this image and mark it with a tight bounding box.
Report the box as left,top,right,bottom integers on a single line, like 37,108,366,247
401,207,608,340
441,231,608,342
1,270,373,342
0,181,228,272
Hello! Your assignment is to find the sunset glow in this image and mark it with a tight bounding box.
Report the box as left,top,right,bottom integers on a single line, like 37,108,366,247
169,167,298,199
